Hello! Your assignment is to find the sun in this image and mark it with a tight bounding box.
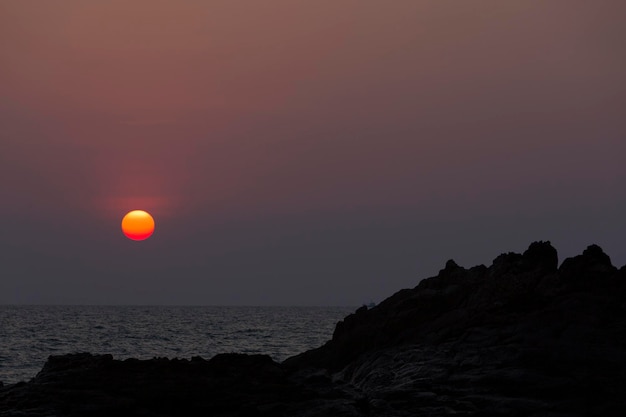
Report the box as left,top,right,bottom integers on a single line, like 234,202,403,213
121,210,155,241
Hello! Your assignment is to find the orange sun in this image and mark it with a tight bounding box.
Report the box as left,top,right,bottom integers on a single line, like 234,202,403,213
121,210,155,241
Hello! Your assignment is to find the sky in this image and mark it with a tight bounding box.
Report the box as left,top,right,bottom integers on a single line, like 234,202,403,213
1,1,625,305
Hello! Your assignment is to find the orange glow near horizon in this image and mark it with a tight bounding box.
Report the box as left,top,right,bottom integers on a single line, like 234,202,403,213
121,210,155,241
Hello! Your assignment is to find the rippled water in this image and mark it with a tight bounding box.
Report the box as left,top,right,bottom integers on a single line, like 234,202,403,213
0,305,354,384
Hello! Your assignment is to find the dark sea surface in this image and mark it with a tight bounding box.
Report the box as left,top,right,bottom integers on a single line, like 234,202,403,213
0,305,354,384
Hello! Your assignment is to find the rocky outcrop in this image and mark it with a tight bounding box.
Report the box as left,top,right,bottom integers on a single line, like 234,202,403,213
285,241,626,415
286,241,570,371
2,241,625,416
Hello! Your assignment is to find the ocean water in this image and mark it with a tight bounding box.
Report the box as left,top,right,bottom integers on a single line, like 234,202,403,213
0,305,354,385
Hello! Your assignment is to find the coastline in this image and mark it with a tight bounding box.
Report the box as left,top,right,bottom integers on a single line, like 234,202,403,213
2,241,625,416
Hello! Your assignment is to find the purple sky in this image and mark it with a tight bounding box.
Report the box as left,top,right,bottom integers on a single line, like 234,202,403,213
1,1,625,305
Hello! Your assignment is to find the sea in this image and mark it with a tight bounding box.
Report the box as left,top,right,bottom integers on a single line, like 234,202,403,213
0,305,355,385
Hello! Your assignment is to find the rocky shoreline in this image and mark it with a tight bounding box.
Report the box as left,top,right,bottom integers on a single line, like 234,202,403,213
2,241,625,416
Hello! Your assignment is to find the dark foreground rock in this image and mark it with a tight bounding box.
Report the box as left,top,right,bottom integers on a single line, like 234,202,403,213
2,241,626,416
0,353,363,417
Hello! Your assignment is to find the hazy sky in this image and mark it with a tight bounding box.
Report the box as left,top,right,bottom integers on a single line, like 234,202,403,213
1,1,624,305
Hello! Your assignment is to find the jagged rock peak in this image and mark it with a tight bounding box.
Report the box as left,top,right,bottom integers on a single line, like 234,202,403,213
489,252,523,276
522,240,558,272
445,259,459,269
559,243,616,278
488,241,558,276
442,259,461,273
582,244,613,266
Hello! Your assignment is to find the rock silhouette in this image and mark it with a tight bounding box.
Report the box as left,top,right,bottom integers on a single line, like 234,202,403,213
2,241,625,416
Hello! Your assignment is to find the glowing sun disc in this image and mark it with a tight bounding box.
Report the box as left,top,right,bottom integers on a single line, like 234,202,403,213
121,210,155,241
